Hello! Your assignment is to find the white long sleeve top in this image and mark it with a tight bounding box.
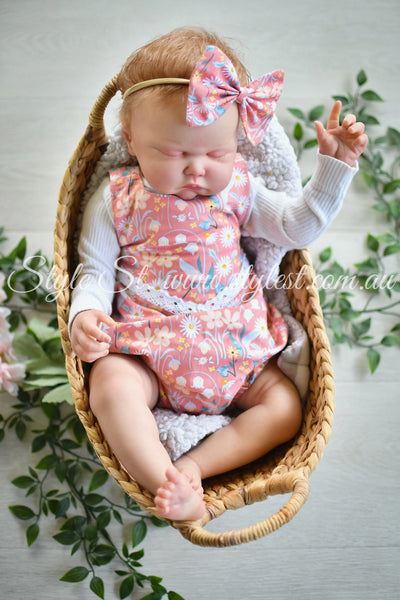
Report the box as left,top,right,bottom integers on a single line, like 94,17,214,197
69,152,357,328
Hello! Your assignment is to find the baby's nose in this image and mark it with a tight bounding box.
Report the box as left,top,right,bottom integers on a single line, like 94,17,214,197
184,158,205,177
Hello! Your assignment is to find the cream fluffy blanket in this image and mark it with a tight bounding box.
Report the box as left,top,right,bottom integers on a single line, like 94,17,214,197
81,115,309,460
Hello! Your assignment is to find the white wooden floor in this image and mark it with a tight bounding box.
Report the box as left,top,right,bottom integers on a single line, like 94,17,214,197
1,1,399,599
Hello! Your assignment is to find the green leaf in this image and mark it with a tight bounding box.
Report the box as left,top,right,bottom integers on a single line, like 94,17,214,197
132,519,147,547
367,348,380,373
26,523,40,546
383,178,400,194
89,470,109,492
84,524,99,542
287,108,305,120
308,105,324,122
357,69,367,86
366,233,379,252
352,318,371,340
380,335,400,347
9,505,35,520
85,493,104,506
90,576,105,599
41,383,73,405
389,199,400,219
31,434,47,453
61,515,86,532
168,592,186,600
91,544,116,566
9,236,27,261
319,247,332,263
150,515,169,528
354,257,379,273
303,138,319,149
120,575,135,599
12,332,46,360
340,308,361,321
362,172,378,189
96,511,111,530
35,454,58,470
383,243,400,256
11,475,35,489
293,122,303,141
361,90,383,102
27,318,60,344
60,566,90,583
53,531,80,546
363,114,380,126
386,127,400,146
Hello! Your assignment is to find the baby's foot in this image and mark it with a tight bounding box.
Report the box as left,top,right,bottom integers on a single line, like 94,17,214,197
154,465,205,521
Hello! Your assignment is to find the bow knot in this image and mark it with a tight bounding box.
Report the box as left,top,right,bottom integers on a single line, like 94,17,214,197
186,46,284,146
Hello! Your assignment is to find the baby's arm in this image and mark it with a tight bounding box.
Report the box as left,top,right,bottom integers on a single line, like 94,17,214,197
69,177,120,361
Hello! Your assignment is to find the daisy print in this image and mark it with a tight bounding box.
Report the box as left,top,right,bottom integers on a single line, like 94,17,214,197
180,315,201,338
118,217,133,237
219,225,235,248
205,232,218,245
232,167,248,188
216,256,232,278
255,317,269,338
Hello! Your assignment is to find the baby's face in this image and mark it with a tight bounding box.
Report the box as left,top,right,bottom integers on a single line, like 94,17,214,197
122,95,239,200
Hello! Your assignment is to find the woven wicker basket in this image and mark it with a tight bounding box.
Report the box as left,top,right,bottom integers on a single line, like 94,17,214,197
54,75,335,547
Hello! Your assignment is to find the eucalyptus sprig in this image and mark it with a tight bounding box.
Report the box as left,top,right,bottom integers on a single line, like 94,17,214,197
288,70,400,372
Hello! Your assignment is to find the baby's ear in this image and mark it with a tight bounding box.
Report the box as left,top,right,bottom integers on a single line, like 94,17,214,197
122,122,135,155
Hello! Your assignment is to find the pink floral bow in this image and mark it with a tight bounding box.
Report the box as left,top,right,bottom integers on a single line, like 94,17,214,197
187,46,284,146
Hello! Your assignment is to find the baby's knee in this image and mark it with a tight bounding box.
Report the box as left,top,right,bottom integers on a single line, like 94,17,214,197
272,375,302,438
88,355,158,415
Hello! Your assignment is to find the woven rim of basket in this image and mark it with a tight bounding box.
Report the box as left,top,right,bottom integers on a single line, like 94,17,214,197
54,75,335,547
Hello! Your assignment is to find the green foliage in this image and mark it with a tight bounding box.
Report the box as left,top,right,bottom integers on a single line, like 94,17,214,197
288,70,400,372
0,235,180,600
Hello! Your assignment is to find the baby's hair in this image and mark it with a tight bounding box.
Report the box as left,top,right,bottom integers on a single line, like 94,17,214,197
118,27,250,122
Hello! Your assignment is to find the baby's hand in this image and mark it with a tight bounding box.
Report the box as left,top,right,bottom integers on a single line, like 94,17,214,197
70,309,115,363
314,100,368,167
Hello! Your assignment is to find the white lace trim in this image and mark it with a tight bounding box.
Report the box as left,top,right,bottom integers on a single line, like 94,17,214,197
118,257,252,314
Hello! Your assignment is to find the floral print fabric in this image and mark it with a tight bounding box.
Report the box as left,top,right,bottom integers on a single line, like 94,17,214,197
105,155,288,414
187,45,284,146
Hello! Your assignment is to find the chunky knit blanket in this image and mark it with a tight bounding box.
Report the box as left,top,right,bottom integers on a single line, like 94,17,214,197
80,116,309,460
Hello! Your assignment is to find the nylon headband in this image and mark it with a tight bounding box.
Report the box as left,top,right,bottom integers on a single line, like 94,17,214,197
123,77,190,100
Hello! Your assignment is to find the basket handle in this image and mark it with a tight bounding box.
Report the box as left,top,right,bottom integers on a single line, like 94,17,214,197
176,476,310,547
88,75,120,130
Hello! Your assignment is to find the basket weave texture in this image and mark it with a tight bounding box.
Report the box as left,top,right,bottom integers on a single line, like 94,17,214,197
54,76,335,547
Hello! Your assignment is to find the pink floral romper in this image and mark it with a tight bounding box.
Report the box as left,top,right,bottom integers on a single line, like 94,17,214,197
106,155,288,415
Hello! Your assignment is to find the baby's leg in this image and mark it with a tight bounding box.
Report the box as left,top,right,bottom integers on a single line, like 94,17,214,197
185,360,303,480
89,354,205,520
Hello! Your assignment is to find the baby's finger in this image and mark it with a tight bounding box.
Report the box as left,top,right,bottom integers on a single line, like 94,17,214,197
342,113,357,128
347,121,365,136
75,338,110,363
326,100,342,130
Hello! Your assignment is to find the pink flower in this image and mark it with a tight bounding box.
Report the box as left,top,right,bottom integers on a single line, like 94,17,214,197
0,358,25,396
0,272,6,303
